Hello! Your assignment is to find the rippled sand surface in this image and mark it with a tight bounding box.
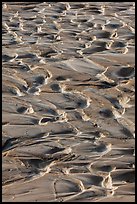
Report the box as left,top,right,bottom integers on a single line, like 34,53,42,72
2,2,135,202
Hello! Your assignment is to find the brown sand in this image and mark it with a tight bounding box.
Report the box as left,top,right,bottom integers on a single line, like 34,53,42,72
2,2,135,202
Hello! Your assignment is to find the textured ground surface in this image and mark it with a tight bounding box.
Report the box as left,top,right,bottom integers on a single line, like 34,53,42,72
2,2,135,202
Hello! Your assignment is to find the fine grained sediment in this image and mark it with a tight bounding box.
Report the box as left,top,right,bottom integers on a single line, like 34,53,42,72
2,2,135,202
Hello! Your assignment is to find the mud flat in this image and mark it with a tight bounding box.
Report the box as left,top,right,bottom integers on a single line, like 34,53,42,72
2,2,135,202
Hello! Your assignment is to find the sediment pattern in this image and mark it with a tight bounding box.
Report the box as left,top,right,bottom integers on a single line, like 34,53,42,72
2,2,135,202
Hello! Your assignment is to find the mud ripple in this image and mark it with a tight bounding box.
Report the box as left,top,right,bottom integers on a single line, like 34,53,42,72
2,2,135,202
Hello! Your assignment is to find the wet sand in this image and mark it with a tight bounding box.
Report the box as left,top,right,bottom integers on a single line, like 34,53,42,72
2,2,135,202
